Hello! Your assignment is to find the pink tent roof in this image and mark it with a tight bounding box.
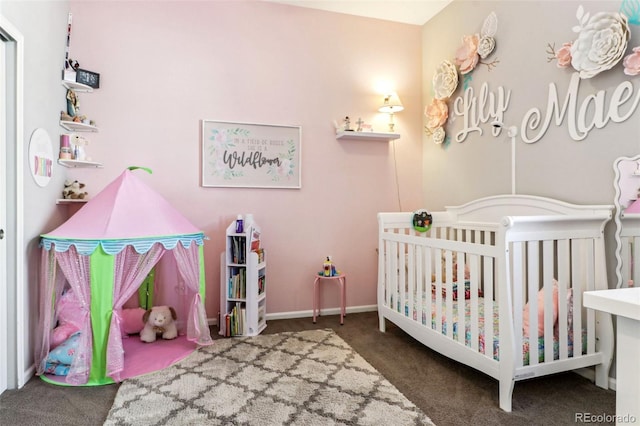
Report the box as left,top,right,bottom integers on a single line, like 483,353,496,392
44,168,201,240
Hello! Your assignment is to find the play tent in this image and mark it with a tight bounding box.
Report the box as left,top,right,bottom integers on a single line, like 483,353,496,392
35,167,212,386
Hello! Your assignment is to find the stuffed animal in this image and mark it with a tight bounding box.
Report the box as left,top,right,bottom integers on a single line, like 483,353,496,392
62,179,88,200
140,306,178,343
431,252,470,283
51,289,83,349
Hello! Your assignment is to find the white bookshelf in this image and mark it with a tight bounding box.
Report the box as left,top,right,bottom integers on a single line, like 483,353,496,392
219,217,266,337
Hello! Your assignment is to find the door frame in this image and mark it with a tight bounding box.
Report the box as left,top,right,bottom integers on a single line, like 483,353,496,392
0,13,25,392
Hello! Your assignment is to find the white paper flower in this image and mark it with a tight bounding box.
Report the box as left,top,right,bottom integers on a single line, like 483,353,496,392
570,11,630,79
432,127,445,145
432,60,459,100
477,36,495,59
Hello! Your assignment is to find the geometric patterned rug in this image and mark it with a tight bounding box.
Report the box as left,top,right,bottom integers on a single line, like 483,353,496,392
104,329,436,425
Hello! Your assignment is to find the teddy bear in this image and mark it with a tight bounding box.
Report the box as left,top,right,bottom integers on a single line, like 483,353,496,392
140,306,178,343
62,179,88,200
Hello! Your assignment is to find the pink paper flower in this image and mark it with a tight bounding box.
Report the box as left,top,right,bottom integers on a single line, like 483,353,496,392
556,42,573,68
623,46,640,76
454,34,480,74
424,99,449,131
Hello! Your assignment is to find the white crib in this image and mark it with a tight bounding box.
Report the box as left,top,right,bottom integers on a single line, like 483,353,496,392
377,194,614,412
613,155,640,288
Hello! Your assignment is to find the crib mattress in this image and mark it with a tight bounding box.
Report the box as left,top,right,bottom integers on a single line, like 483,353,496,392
391,293,582,365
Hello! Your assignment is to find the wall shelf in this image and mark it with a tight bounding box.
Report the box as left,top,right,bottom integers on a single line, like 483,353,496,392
56,199,88,205
336,131,400,141
59,120,99,132
58,159,103,168
62,80,94,93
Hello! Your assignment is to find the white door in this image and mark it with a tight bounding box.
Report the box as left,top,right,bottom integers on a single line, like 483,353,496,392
1,14,25,392
0,28,9,396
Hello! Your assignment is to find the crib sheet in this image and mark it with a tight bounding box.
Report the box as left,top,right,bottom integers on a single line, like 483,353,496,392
392,293,583,365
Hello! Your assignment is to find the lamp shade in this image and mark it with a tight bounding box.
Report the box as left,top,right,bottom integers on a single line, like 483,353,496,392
379,93,404,113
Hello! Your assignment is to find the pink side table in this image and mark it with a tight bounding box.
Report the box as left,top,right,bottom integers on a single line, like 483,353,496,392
313,273,346,325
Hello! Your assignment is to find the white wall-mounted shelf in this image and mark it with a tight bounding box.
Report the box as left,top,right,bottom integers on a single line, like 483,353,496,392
62,80,94,93
58,159,103,168
336,131,400,141
59,120,99,132
56,199,88,205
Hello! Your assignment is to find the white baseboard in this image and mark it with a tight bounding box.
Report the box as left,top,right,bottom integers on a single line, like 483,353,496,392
20,364,35,390
574,367,617,391
207,304,377,326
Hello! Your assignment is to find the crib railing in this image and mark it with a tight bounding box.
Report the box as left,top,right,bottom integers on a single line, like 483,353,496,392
618,213,640,287
378,212,609,368
379,216,502,364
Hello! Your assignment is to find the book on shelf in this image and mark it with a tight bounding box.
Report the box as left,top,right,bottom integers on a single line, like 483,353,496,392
231,236,246,264
250,229,261,251
224,313,231,337
224,302,247,337
253,248,265,263
228,268,246,299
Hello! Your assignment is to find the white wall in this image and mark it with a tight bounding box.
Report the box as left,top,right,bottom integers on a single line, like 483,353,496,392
1,0,70,389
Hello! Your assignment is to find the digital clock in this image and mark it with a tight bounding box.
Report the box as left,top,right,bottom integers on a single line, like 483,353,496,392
76,69,100,89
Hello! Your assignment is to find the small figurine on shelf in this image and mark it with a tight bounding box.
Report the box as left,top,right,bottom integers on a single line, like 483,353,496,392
356,117,364,132
343,116,353,131
70,135,89,161
62,179,88,200
66,89,79,117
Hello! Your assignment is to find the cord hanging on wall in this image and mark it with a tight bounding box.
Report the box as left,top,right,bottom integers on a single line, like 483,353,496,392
492,120,519,195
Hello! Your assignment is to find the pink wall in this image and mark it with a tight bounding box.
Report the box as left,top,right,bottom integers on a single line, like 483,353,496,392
67,1,423,320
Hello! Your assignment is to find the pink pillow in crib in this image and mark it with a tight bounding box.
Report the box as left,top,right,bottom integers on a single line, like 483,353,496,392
523,280,559,338
121,307,146,335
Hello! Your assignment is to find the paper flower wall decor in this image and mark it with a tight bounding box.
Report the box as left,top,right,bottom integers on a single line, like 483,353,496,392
425,12,499,145
433,60,458,100
623,47,640,75
424,98,449,144
547,4,639,79
454,12,499,75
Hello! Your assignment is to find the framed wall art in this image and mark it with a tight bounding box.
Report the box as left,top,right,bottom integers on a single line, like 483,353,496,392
201,120,301,189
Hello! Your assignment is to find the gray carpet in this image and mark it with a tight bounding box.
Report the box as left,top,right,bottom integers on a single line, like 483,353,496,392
104,329,434,425
0,312,617,425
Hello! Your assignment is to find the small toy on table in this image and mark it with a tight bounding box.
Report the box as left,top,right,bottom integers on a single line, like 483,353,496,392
319,256,340,277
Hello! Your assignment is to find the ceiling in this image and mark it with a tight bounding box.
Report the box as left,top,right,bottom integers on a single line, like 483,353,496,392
267,0,453,26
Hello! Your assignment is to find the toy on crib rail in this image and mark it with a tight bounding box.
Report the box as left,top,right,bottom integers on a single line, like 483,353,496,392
140,306,178,343
412,209,432,232
62,179,88,200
